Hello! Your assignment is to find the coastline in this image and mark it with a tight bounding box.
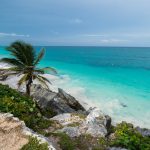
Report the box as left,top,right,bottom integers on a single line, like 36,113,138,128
0,80,150,150
0,62,150,129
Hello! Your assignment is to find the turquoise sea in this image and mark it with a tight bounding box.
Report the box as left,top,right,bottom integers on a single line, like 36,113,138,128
0,46,150,128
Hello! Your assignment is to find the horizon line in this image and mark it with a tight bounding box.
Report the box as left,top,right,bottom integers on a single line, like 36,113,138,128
0,45,150,48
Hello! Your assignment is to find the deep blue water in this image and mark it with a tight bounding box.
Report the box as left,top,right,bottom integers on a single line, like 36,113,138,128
38,46,150,68
0,46,150,128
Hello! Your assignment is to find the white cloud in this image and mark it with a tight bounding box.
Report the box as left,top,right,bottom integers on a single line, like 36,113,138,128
100,39,128,43
69,18,83,24
81,32,150,39
123,33,150,38
0,32,30,37
82,34,107,37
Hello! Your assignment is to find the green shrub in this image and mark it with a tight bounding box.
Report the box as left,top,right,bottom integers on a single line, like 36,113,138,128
67,122,80,127
74,135,108,150
49,132,76,150
0,84,53,133
110,122,150,150
40,107,57,118
21,137,49,150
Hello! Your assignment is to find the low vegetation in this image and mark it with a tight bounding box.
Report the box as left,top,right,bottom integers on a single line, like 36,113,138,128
110,122,150,150
52,132,76,150
21,137,49,150
0,84,54,133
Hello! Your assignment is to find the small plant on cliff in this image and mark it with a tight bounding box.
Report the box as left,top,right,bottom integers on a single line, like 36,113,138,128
0,40,57,95
46,132,76,150
21,137,49,150
110,122,150,150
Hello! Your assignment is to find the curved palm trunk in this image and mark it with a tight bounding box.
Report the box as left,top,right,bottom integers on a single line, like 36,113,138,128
26,77,33,96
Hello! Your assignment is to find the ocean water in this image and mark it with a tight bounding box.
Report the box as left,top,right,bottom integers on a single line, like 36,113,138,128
0,46,150,128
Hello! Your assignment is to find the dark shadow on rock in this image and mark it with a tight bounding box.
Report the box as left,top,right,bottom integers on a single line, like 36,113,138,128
30,84,86,117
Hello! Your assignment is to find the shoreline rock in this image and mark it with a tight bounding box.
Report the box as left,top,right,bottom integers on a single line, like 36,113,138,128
51,108,111,138
30,84,86,115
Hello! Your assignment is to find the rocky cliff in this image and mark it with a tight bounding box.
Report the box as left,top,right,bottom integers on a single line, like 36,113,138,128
0,113,56,150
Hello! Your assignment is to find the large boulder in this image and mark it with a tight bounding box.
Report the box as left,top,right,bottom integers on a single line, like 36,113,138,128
51,108,111,138
30,84,85,115
58,88,85,111
81,108,111,137
86,108,111,131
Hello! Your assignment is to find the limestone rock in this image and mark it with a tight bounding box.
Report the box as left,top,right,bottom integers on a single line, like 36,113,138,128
51,108,111,138
82,108,110,137
58,127,80,138
86,108,111,129
58,88,85,111
0,113,28,150
84,123,107,137
51,113,84,126
0,113,56,150
136,127,150,137
30,84,85,115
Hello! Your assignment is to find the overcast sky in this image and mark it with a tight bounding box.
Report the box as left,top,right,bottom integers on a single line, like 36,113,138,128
0,0,150,46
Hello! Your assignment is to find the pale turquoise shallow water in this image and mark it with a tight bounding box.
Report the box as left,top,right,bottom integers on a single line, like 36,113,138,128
0,46,150,128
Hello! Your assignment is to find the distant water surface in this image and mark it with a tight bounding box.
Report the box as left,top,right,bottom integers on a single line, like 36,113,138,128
0,46,150,128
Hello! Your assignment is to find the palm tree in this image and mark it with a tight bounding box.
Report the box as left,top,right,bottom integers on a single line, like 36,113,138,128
0,41,57,95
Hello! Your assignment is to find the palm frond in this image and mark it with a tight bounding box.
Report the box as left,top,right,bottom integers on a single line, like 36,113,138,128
37,75,51,84
34,69,44,74
24,43,36,65
34,67,57,74
0,58,24,67
18,74,29,87
34,48,45,65
0,67,22,72
39,67,57,74
0,72,19,78
6,41,36,66
6,42,28,64
35,75,50,89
